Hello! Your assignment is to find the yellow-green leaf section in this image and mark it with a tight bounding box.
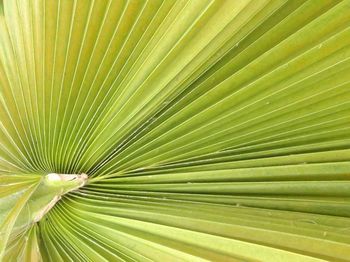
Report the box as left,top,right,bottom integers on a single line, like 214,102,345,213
1,0,350,261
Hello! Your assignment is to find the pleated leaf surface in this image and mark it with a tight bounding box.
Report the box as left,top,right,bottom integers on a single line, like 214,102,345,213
1,0,350,261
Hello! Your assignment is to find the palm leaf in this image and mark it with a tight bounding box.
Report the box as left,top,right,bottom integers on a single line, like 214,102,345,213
1,0,350,261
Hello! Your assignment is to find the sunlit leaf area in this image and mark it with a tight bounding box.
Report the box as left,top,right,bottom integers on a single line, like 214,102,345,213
1,0,350,261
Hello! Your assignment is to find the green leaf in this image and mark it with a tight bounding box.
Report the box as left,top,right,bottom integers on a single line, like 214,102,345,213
1,0,350,261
